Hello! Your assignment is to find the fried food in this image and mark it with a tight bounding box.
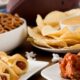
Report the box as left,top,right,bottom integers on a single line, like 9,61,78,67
48,27,69,37
59,52,80,79
5,54,28,75
0,51,28,80
28,9,80,50
40,25,58,36
36,14,44,27
44,11,67,26
65,8,80,17
28,27,52,48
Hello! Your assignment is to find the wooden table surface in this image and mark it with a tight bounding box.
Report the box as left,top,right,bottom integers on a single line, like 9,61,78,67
10,40,65,80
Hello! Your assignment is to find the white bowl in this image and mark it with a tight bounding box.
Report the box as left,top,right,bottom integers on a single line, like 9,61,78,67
60,15,80,31
0,18,27,51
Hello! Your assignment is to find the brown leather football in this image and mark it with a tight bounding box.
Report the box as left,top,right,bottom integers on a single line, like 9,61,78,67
7,0,80,25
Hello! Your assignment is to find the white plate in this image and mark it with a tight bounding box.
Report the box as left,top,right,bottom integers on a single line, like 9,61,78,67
41,63,68,80
0,0,9,7
32,43,80,53
19,60,49,80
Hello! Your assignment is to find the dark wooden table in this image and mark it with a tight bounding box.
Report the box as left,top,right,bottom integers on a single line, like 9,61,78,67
10,40,65,80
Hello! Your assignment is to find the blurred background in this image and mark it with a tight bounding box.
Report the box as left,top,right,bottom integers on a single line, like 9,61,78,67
0,0,9,12
0,0,80,25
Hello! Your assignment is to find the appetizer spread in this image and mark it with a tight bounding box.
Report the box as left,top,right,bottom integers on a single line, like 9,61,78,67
59,52,80,79
0,51,28,80
0,13,23,33
28,9,80,50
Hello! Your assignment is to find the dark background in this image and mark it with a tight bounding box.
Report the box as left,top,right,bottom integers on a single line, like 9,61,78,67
7,0,80,26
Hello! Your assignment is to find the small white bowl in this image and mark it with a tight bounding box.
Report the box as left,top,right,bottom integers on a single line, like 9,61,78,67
60,15,80,31
0,18,27,51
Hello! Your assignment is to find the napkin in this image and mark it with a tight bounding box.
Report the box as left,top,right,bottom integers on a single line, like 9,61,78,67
25,51,36,61
51,53,62,62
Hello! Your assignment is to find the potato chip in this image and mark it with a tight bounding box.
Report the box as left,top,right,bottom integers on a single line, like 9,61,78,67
28,27,51,48
46,39,67,48
40,25,58,36
36,14,44,29
28,27,44,40
32,26,41,34
65,44,80,49
36,14,46,34
60,31,80,40
48,27,69,38
75,27,80,32
44,11,67,26
28,9,80,50
65,8,80,17
33,39,52,48
61,15,80,25
36,15,59,36
63,39,80,45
